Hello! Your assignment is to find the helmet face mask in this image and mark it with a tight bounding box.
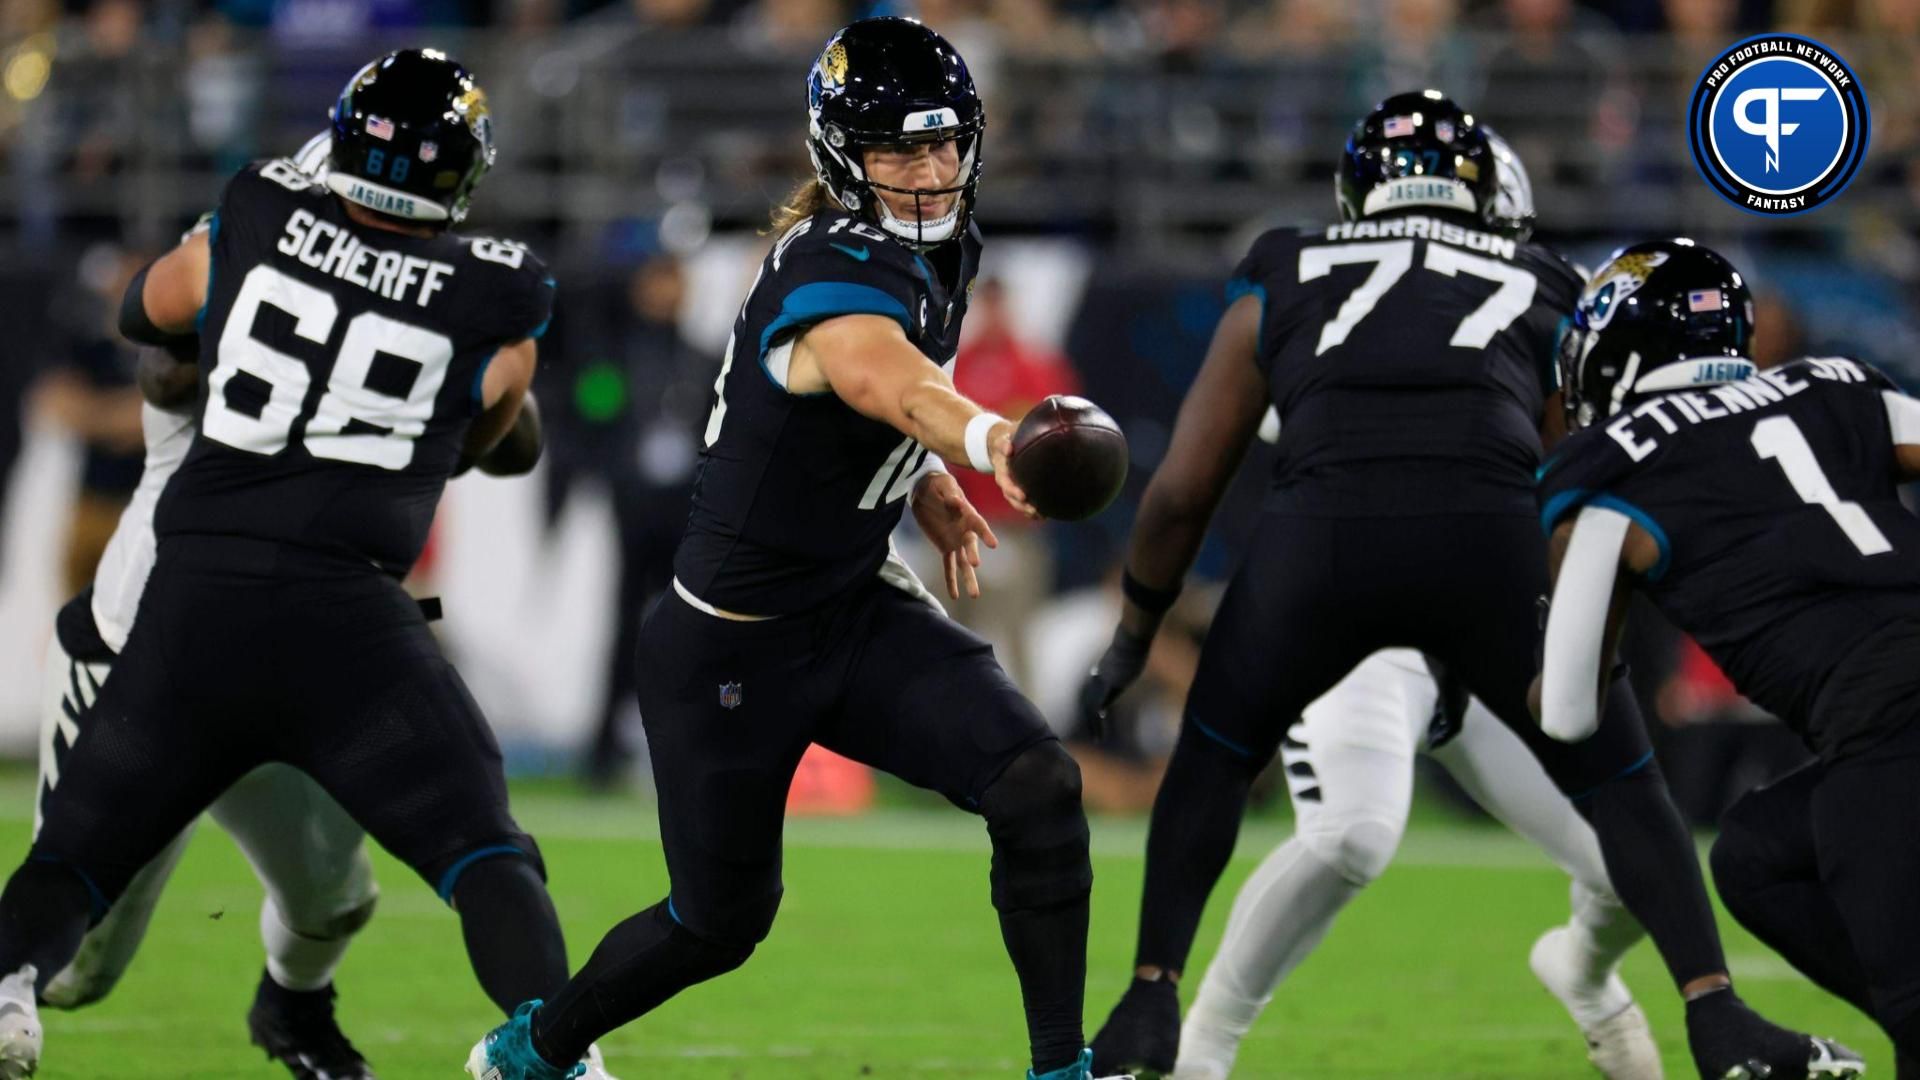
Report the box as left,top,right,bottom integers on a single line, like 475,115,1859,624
805,18,984,248
1338,90,1500,229
327,48,495,225
1560,239,1758,430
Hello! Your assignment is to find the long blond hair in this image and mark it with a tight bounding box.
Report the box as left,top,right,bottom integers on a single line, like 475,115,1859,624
767,177,841,234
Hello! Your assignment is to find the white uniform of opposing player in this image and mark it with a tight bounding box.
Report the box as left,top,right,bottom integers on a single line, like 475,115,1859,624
1172,133,1661,1080
36,136,377,1008
1175,650,1654,1078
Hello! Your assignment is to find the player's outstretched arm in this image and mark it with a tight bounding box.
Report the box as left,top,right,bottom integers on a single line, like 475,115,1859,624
1535,509,1653,741
796,312,1033,516
1079,294,1266,729
458,338,540,475
1121,293,1267,627
120,230,210,345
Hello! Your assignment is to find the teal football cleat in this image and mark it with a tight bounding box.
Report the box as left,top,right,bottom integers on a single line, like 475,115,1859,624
1029,1048,1135,1080
465,1001,583,1080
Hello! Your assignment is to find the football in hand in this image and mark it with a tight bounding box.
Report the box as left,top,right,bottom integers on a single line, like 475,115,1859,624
1007,396,1128,521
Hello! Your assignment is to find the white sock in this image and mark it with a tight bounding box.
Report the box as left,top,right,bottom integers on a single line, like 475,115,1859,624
1570,880,1643,975
1531,881,1640,1030
261,897,351,992
1177,839,1365,1078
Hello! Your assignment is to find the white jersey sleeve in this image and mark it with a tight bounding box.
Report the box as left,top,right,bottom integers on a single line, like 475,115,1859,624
90,405,196,652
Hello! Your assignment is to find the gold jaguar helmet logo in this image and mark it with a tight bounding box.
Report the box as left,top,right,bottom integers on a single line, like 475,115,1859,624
820,42,848,89
1581,250,1670,330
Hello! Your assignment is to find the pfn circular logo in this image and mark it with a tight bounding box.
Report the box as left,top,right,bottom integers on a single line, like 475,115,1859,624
1688,34,1869,216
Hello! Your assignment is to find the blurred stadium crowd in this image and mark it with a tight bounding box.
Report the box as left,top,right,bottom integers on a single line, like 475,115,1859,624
0,0,1913,813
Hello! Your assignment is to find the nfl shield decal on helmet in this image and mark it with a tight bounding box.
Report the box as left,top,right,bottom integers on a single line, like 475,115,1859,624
719,682,743,709
419,140,439,162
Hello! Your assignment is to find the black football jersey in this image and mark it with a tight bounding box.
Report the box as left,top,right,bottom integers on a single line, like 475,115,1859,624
1230,210,1582,515
1538,357,1920,749
156,159,554,575
674,212,982,615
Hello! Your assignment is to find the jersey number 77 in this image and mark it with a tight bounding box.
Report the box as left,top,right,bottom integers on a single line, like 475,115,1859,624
1300,240,1537,356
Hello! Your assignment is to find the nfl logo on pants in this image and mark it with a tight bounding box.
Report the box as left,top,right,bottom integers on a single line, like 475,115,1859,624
719,682,743,710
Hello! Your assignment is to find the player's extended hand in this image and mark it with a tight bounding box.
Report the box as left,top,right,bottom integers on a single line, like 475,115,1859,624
911,470,999,600
1078,622,1153,740
985,422,1040,520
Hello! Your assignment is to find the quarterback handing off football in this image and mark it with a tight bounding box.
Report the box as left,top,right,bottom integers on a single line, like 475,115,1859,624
1008,395,1129,521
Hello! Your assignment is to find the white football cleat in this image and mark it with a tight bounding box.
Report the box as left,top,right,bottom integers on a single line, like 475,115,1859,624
1583,1003,1664,1080
1171,1012,1238,1080
1531,927,1662,1079
582,1042,619,1079
0,965,41,1080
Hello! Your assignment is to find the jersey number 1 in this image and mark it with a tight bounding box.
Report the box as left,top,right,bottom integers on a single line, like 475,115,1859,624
1299,241,1537,356
1750,415,1892,556
204,265,454,470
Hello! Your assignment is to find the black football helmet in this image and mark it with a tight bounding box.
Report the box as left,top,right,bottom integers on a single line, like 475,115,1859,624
806,17,984,247
1558,239,1757,429
327,49,495,225
1338,90,1500,228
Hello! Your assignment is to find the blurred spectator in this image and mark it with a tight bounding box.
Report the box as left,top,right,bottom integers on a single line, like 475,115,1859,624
1750,290,1808,369
1849,0,1920,192
937,278,1080,690
729,0,844,52
183,14,265,172
630,0,713,29
545,253,713,786
913,0,1006,101
1662,0,1740,47
1349,0,1477,122
1138,0,1227,71
20,0,144,222
1479,0,1623,187
1227,0,1356,174
30,244,146,593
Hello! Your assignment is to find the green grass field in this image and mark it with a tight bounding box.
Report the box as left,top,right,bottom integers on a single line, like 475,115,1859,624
5,773,1888,1079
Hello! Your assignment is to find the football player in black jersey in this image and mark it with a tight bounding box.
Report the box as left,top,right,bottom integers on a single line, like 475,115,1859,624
1541,239,1917,1075
0,50,605,1080
468,18,1122,1080
1161,127,1662,1080
27,134,397,1080
1080,92,1845,1080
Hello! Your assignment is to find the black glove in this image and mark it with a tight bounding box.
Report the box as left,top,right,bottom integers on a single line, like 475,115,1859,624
1078,622,1154,741
1423,652,1471,750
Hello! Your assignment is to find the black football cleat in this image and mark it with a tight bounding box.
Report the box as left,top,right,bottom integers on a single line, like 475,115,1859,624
1089,977,1180,1080
1685,989,1864,1079
246,971,377,1080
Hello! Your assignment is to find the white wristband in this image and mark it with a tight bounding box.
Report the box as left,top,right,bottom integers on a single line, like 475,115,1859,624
964,412,1005,474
